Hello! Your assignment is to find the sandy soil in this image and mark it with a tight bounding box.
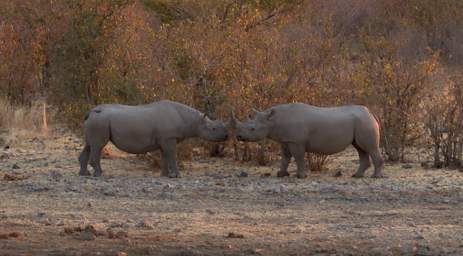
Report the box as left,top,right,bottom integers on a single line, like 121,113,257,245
1,130,462,256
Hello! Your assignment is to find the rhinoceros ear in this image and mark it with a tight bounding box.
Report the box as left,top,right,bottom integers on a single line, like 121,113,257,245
265,109,276,121
249,108,262,120
201,113,209,122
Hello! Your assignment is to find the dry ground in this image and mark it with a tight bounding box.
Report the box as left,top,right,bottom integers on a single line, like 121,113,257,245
1,129,462,256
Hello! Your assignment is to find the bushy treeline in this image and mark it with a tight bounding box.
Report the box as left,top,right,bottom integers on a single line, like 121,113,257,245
1,0,462,167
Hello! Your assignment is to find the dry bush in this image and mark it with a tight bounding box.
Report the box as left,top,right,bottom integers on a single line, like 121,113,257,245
1,0,463,167
138,141,199,171
425,74,463,168
0,97,50,146
307,153,329,172
0,97,45,132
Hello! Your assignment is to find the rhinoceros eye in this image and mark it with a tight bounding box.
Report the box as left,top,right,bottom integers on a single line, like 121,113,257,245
212,127,217,131
250,127,255,131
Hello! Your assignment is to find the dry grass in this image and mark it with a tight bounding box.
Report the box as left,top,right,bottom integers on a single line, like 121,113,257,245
0,97,50,146
1,131,462,255
0,97,47,131
307,153,330,172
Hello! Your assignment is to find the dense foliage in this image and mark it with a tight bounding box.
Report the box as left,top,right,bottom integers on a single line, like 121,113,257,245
1,0,462,167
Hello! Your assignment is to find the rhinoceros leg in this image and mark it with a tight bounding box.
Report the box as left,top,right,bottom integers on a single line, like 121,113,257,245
78,145,91,176
352,145,371,178
370,149,385,178
89,144,105,177
161,139,179,178
277,144,291,177
288,143,307,179
160,149,170,177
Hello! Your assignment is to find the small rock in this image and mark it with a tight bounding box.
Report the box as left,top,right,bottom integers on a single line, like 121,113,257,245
110,222,129,229
116,252,128,256
215,181,225,186
8,232,20,238
3,174,29,181
136,219,154,229
260,173,271,178
38,218,52,226
421,161,430,168
86,223,107,236
205,209,215,215
12,163,20,169
115,230,129,238
237,171,248,178
402,164,413,169
103,191,116,196
0,232,20,239
163,184,174,189
415,232,425,240
74,230,96,241
64,226,82,234
49,170,62,180
171,249,197,256
226,232,244,239
333,170,343,177
107,228,116,239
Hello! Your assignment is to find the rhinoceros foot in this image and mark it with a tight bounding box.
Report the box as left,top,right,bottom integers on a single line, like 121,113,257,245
351,173,365,178
371,173,386,179
296,172,307,179
276,171,290,178
79,170,91,176
168,172,180,178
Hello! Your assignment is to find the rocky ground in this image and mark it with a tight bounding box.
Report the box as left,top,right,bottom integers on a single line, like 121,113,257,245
0,129,463,256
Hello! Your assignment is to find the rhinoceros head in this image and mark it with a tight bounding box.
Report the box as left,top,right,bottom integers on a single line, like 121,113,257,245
197,114,229,142
231,108,275,142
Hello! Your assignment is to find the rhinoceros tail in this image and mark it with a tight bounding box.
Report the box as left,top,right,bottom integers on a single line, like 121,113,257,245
370,111,380,129
368,110,387,149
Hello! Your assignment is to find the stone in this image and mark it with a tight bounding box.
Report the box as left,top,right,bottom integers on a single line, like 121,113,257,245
226,232,244,239
402,164,413,169
237,171,248,178
115,230,129,238
136,219,154,229
260,173,271,178
74,230,96,241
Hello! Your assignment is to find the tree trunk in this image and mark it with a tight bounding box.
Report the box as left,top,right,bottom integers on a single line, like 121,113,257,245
193,77,225,157
256,140,267,166
42,101,49,137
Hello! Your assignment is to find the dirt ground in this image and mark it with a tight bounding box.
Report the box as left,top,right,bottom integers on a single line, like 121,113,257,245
1,129,462,256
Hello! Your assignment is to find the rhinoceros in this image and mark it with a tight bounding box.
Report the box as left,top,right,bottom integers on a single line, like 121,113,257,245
230,103,384,178
79,100,228,178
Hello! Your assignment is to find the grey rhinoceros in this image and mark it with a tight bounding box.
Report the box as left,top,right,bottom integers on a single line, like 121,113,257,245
79,100,228,178
230,103,384,178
